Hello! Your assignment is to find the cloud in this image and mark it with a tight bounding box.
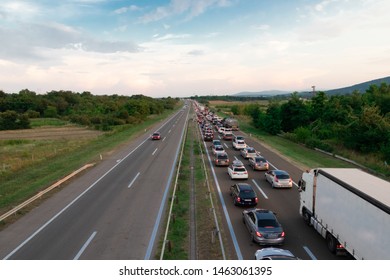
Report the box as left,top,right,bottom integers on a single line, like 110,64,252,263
0,21,140,63
154,33,191,41
114,5,141,14
187,49,205,56
139,0,234,23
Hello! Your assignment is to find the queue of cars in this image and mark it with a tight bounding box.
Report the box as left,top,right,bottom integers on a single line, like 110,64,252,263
196,111,296,259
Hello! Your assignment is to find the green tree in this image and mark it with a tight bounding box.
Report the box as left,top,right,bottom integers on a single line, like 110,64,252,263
280,92,310,132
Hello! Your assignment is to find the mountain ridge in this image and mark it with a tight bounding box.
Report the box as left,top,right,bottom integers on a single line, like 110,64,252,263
232,76,390,97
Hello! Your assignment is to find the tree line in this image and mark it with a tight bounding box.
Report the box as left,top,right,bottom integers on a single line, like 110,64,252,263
211,83,390,162
0,89,179,131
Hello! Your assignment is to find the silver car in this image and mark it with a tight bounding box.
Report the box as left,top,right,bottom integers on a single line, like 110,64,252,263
249,156,269,171
254,248,298,260
242,208,285,245
265,170,293,188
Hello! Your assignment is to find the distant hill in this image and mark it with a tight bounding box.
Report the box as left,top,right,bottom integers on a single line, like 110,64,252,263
323,76,390,95
232,76,390,98
233,90,291,97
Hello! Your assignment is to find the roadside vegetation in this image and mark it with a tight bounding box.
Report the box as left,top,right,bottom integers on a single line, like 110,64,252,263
196,82,390,178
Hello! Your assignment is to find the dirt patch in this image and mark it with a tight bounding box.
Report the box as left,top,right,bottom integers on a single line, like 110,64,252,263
0,126,103,140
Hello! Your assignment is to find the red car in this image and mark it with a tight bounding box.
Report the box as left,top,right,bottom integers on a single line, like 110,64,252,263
151,132,161,140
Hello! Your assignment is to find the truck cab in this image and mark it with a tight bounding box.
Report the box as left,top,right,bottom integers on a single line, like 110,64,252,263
299,170,316,224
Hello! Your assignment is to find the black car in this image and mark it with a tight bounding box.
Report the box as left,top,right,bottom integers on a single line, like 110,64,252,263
230,183,258,207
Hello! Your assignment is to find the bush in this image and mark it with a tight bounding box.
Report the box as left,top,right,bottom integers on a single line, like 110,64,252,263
294,127,312,143
305,137,334,153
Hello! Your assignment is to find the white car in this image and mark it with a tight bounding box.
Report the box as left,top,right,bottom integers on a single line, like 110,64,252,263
212,145,225,155
227,160,248,180
232,136,247,150
241,147,258,159
218,126,226,134
265,170,293,188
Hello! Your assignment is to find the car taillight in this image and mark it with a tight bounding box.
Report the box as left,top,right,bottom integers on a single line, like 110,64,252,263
255,197,258,203
281,231,285,237
236,197,241,202
256,231,262,237
275,177,279,182
244,171,247,174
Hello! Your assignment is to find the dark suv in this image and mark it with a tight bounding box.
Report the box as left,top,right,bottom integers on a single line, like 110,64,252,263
230,183,258,207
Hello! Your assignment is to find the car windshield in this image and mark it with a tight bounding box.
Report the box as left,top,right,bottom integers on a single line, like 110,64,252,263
241,190,256,198
276,174,290,180
257,218,279,228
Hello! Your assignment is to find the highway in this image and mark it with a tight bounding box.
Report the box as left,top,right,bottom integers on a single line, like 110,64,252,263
0,100,353,260
0,105,190,260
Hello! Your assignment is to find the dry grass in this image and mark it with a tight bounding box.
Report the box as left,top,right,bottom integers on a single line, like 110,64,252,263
0,126,102,177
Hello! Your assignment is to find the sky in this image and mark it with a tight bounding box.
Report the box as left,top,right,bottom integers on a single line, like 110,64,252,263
0,0,390,98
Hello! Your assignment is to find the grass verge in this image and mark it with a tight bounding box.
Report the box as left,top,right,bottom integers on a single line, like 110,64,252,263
160,113,225,259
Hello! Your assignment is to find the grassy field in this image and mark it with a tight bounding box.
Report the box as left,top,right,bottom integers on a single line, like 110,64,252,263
0,107,180,217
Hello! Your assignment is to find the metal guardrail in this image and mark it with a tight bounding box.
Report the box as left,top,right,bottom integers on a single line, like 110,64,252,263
0,163,95,222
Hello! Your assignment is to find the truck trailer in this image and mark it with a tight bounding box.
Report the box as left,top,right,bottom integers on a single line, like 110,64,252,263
299,168,390,259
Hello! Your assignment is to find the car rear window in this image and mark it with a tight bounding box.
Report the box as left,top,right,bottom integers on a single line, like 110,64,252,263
276,174,290,179
234,167,246,172
218,154,228,160
241,190,256,198
257,218,279,228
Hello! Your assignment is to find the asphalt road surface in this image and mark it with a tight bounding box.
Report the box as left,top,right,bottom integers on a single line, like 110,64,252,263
201,124,352,260
0,105,190,260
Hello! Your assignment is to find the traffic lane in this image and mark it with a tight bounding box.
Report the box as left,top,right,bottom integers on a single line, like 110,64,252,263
79,109,188,259
3,108,189,260
5,139,159,259
217,136,346,260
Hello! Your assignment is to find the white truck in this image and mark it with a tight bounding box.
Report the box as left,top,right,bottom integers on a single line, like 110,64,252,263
299,168,390,259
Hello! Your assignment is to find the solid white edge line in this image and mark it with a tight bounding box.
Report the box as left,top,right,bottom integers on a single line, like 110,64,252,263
251,179,269,200
128,172,141,189
303,246,318,260
73,231,97,260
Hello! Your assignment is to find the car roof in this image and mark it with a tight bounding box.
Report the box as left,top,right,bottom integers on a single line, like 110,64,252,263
232,160,244,166
254,156,266,160
254,209,276,219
